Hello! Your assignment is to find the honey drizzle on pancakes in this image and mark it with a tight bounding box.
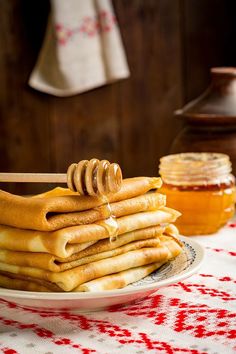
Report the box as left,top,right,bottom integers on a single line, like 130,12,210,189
96,197,118,243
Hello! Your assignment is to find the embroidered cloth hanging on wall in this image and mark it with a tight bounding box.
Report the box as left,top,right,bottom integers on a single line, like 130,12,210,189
29,0,130,97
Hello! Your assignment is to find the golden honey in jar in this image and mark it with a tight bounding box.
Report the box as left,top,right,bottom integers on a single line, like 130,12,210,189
159,153,236,235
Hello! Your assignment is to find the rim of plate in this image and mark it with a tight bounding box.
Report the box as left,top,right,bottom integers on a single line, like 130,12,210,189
0,236,205,300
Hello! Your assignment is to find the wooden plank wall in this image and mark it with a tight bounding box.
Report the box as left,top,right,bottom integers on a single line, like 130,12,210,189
0,0,235,194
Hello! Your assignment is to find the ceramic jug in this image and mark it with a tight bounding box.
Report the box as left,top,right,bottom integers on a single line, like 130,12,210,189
170,67,236,174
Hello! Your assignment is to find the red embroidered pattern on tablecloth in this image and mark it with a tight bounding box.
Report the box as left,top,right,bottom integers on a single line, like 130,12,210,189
117,333,208,354
0,348,19,354
206,247,236,257
109,295,236,344
228,222,236,228
199,273,236,284
0,314,96,354
55,10,117,44
0,299,208,354
1,297,236,353
172,281,236,301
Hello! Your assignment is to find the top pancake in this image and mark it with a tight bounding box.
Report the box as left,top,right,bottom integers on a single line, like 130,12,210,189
0,177,162,231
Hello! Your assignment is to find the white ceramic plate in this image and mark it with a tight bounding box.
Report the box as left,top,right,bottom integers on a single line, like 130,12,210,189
0,236,204,312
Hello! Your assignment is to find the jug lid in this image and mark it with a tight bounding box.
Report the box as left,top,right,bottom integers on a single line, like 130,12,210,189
175,67,236,125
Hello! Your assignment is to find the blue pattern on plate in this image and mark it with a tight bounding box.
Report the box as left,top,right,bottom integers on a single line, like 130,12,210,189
131,241,196,287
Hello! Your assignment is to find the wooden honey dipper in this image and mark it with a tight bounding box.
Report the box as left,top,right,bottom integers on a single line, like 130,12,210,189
67,159,122,195
0,159,123,196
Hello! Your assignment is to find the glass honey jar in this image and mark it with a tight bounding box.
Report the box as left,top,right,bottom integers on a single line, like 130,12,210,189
159,152,236,235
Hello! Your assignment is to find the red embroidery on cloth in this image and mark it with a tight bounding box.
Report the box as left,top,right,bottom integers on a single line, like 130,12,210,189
118,333,207,354
0,314,96,353
173,282,236,301
1,349,19,354
55,24,74,44
228,222,236,228
199,273,236,284
0,300,207,354
1,297,236,352
55,10,117,44
206,247,236,257
79,16,99,37
98,10,117,32
109,294,236,343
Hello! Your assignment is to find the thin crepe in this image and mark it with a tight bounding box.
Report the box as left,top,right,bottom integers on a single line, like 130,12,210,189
0,207,180,257
75,262,165,292
0,274,51,292
0,224,178,271
0,239,161,277
0,236,183,291
0,263,164,293
0,177,162,231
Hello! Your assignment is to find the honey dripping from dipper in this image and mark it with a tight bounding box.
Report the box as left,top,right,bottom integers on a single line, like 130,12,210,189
67,159,122,242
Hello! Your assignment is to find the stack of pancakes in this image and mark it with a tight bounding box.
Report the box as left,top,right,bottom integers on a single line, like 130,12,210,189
0,177,182,292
